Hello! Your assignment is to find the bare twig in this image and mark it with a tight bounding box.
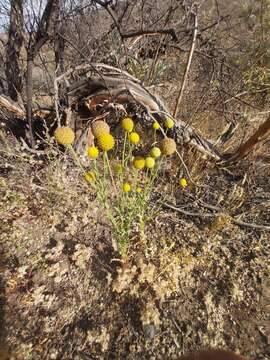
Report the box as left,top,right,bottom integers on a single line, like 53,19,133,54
163,202,270,231
173,6,198,118
220,88,261,110
94,0,177,41
122,29,177,41
232,218,270,231
170,45,235,71
200,15,230,33
163,202,215,218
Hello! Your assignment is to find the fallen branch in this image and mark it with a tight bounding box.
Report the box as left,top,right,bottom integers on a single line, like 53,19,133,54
163,202,215,218
163,202,270,231
0,94,54,119
223,115,270,163
232,218,270,231
0,94,25,117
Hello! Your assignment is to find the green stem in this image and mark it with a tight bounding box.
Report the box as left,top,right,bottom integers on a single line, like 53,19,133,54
104,151,116,190
122,132,127,167
67,144,85,174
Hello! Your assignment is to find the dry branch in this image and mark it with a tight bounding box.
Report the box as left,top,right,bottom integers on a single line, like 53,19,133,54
173,6,198,118
0,94,53,118
122,29,177,41
95,0,178,42
0,95,25,118
224,115,270,163
163,202,270,231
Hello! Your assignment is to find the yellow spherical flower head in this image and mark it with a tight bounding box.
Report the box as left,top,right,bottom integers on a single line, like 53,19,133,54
97,133,115,151
133,156,145,170
150,147,161,159
54,126,75,145
153,121,160,130
179,178,188,188
164,118,174,129
123,182,131,193
87,146,99,159
84,171,96,183
92,120,110,138
136,187,143,193
129,132,140,144
160,137,176,156
121,117,134,132
145,157,155,169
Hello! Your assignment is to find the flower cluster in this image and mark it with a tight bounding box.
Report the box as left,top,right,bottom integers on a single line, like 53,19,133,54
54,113,187,258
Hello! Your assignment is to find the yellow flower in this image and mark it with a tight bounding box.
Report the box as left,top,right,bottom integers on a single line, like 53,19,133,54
123,182,131,193
84,171,96,183
164,118,174,129
136,187,142,193
97,133,115,151
129,132,140,144
54,126,75,145
87,146,99,159
133,156,145,170
145,157,155,169
179,178,188,188
153,121,160,130
92,120,110,138
160,137,176,156
150,147,161,159
121,117,134,132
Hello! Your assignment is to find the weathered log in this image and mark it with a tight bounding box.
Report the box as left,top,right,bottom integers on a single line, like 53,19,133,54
55,63,222,160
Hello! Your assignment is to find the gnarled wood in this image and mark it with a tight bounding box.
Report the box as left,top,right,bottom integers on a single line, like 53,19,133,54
223,115,270,163
55,63,222,160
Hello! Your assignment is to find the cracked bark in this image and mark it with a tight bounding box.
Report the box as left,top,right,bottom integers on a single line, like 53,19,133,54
5,0,24,101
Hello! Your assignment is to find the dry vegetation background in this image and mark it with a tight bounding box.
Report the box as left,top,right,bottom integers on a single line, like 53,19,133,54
0,0,270,359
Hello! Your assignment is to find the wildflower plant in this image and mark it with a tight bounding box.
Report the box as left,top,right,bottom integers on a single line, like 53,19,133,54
54,117,177,259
